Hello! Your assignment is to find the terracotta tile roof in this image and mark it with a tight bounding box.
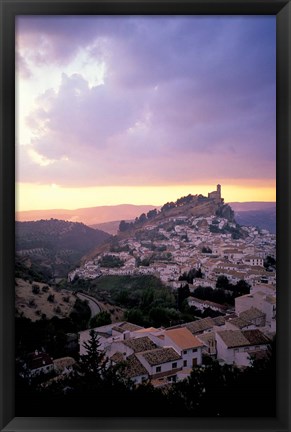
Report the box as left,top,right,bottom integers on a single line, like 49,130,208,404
124,354,148,378
53,357,75,372
242,330,270,346
196,332,215,346
140,347,181,366
212,316,226,326
165,327,203,350
135,327,157,333
217,329,270,348
110,352,125,363
239,307,266,322
188,296,228,311
185,317,215,334
123,336,157,353
228,317,252,329
217,330,250,348
112,322,143,333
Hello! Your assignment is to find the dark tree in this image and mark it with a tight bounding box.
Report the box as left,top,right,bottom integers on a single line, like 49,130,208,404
79,330,106,379
216,275,230,289
119,220,131,232
177,284,190,310
90,311,112,328
147,209,158,219
139,213,147,224
235,280,251,295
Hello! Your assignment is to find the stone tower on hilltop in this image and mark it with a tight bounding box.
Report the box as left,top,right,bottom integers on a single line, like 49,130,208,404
208,184,223,204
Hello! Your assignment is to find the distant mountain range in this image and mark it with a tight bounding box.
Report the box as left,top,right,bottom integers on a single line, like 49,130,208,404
16,204,157,227
16,201,276,235
228,202,275,211
229,202,276,234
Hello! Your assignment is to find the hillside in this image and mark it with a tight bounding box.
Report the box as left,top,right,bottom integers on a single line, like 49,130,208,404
16,204,157,226
82,193,239,262
117,193,235,234
15,219,111,278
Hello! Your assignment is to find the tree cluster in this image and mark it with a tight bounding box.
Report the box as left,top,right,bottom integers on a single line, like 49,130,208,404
216,276,250,295
179,268,203,283
98,255,124,268
119,209,159,232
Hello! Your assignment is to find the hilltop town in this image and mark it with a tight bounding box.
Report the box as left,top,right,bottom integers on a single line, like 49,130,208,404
15,185,276,416
62,186,276,386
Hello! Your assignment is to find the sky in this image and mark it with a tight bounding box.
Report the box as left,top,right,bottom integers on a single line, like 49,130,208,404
15,15,276,211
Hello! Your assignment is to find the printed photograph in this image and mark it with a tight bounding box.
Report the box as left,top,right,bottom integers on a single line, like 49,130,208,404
15,15,276,416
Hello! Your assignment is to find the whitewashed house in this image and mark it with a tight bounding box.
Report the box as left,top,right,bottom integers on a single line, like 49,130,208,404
215,329,270,367
164,327,203,367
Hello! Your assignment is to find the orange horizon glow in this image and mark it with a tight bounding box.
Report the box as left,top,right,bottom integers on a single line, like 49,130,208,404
16,180,276,212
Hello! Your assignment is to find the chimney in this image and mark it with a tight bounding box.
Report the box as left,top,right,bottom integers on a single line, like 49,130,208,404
123,330,131,340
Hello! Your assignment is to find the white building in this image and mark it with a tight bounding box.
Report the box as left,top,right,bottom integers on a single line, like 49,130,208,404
215,329,270,367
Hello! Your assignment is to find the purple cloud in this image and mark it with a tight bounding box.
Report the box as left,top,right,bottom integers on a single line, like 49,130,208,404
16,16,276,187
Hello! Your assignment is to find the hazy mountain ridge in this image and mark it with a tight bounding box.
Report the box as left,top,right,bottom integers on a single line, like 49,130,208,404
15,219,111,278
229,202,275,211
16,204,157,226
228,202,276,234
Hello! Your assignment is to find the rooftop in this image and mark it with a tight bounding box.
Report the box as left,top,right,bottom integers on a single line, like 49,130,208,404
239,307,266,322
242,330,270,346
110,352,125,363
217,329,270,348
196,331,216,346
123,336,158,353
165,327,203,350
228,317,252,329
112,322,143,333
217,330,251,348
140,347,181,366
124,354,148,378
185,317,215,334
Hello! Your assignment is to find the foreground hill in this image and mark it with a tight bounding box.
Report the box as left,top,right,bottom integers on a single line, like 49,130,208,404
15,219,111,278
16,204,157,226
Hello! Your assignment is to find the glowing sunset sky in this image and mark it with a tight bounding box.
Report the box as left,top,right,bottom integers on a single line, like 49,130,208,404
16,16,276,211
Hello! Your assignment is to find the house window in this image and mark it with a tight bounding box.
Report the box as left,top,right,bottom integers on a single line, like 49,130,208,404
183,350,187,355
156,366,161,373
192,348,197,353
183,360,187,367
172,362,177,369
234,349,239,353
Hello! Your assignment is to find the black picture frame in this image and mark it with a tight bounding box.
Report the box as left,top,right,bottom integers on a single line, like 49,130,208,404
1,0,290,431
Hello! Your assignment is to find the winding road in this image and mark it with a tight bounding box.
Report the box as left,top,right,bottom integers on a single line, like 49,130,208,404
76,292,101,318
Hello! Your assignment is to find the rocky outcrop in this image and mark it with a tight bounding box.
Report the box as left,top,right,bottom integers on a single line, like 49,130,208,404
216,204,235,222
